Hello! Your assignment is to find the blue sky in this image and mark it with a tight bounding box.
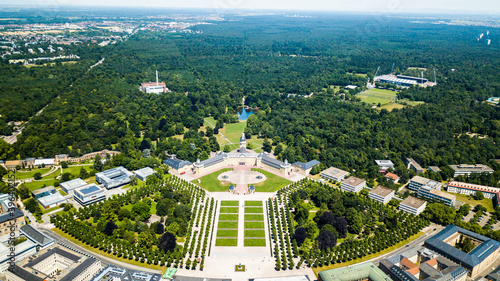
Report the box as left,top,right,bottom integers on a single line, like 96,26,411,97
5,0,500,14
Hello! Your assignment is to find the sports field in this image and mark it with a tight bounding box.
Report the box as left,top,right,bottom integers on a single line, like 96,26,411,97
357,88,397,105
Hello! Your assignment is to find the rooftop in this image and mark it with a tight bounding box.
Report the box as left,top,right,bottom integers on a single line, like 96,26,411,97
321,167,349,178
370,185,395,197
292,159,321,170
25,246,81,268
60,258,100,281
319,262,392,281
133,167,156,179
37,192,69,207
375,159,394,165
31,185,55,195
59,178,87,191
385,172,400,180
0,208,24,223
400,196,426,209
447,181,500,194
342,176,366,187
164,157,192,170
449,164,494,172
75,184,102,195
20,224,54,247
411,176,442,189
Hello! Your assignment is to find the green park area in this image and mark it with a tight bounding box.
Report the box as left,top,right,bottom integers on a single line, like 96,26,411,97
244,201,266,247
250,169,292,192
216,200,239,246
204,117,264,153
442,190,495,213
221,201,239,206
191,168,234,192
357,88,397,105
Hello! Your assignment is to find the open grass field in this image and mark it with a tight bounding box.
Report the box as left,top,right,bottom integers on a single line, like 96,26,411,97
357,88,397,105
8,168,51,180
443,191,495,213
191,168,234,192
245,207,264,214
219,214,238,221
63,165,93,179
244,222,265,229
250,168,292,192
215,238,238,246
244,229,265,237
218,221,238,229
378,103,405,111
244,239,266,247
220,207,239,213
245,201,263,207
205,117,264,152
221,201,239,206
217,229,238,238
245,214,264,221
25,179,59,191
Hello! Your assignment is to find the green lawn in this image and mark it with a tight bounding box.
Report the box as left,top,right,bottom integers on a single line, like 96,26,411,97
7,168,51,180
357,88,397,105
25,179,59,191
245,207,263,214
215,238,238,246
245,214,264,221
245,201,263,207
244,222,265,229
377,103,405,111
218,221,238,229
244,238,266,247
217,229,238,238
220,121,248,143
191,168,235,192
219,214,238,221
244,229,265,237
62,165,93,179
220,207,239,214
221,201,239,206
442,190,495,213
250,169,292,192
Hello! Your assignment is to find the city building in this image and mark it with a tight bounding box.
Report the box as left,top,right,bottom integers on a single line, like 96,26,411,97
34,158,55,167
4,246,101,281
369,186,395,204
163,155,192,174
90,266,163,281
406,158,424,174
447,181,500,200
37,192,70,209
408,176,443,192
449,164,494,177
340,176,367,193
408,176,455,206
31,185,56,199
74,184,106,206
140,70,169,94
4,160,23,170
292,160,321,176
133,167,156,181
318,262,392,281
385,172,400,183
399,196,427,215
423,225,500,278
60,178,88,195
374,74,435,88
487,265,500,281
19,224,54,248
95,166,134,189
321,167,349,182
0,240,37,273
0,208,25,236
428,166,441,173
375,160,395,171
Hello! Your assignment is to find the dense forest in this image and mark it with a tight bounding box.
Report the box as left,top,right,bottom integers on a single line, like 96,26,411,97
0,12,499,182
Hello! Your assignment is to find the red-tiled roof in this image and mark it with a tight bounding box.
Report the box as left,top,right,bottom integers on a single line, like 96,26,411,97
385,172,400,180
400,257,418,269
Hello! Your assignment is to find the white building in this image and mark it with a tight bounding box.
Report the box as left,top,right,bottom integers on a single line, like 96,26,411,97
369,186,395,204
408,176,455,206
0,240,37,273
133,167,156,181
74,184,106,206
408,176,443,192
37,193,70,209
341,176,366,193
320,167,349,182
399,196,427,215
60,178,87,195
449,164,494,177
95,166,133,189
447,181,500,199
375,160,394,170
34,158,55,167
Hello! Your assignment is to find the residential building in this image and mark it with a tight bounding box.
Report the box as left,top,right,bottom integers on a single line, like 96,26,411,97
447,181,500,199
375,160,395,171
292,159,321,176
37,193,70,209
321,167,349,182
60,178,88,195
0,208,25,236
95,166,133,189
318,262,392,281
449,164,494,177
340,176,367,193
133,167,156,181
74,184,106,206
385,172,400,183
423,225,500,278
399,196,427,215
369,186,395,204
406,158,424,174
31,186,56,199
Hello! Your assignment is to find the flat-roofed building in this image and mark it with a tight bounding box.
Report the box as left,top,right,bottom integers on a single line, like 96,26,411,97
95,166,133,189
408,176,443,192
369,186,395,204
74,184,106,206
318,262,392,281
428,166,441,173
341,176,367,193
31,185,56,199
321,167,349,182
60,178,88,195
0,208,24,236
375,160,395,170
417,185,456,206
449,164,494,177
90,265,163,281
399,196,427,215
37,193,70,209
406,158,424,174
133,167,156,181
34,158,55,167
0,240,37,273
447,181,500,199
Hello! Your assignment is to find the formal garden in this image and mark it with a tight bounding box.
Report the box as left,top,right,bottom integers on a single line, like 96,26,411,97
244,201,266,247
215,200,239,246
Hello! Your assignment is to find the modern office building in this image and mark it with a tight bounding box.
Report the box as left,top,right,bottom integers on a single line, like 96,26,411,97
0,240,37,273
95,166,134,189
60,178,88,195
37,192,70,209
405,158,424,174
375,160,395,170
423,225,500,278
31,186,56,199
449,164,494,177
74,184,106,206
408,176,455,206
133,167,156,181
369,186,395,204
321,167,349,182
90,266,163,281
408,176,443,192
428,166,441,173
318,262,392,281
447,181,500,199
399,196,427,215
340,176,367,193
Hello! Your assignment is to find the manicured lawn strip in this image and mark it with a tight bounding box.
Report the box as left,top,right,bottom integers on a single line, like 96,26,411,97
244,239,266,247
220,121,248,143
219,214,238,221
191,168,235,192
250,169,292,192
215,239,238,246
244,230,265,237
245,207,263,214
5,168,51,180
217,229,238,238
244,222,265,229
245,214,264,221
25,179,59,191
221,201,239,206
245,201,263,206
220,207,239,214
218,221,239,229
